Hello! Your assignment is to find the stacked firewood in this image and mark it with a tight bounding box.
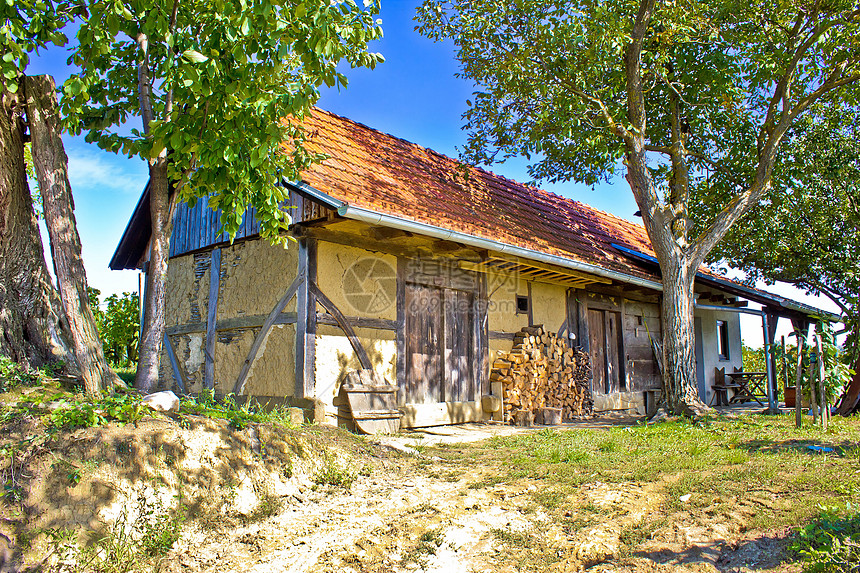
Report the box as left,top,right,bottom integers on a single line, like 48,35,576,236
491,326,593,423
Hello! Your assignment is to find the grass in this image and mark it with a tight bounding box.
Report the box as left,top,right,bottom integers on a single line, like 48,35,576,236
427,414,860,542
313,452,357,488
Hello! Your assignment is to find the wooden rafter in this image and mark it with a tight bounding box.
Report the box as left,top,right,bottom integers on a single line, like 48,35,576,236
460,255,611,288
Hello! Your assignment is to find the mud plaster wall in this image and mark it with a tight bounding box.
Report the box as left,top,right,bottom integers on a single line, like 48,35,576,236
160,252,213,390
316,242,397,321
213,325,296,397
530,282,568,334
314,325,397,415
487,272,529,333
159,238,299,395
218,239,298,318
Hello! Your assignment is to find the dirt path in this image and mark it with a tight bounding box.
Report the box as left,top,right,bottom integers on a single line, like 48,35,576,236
1,415,801,573
165,451,794,573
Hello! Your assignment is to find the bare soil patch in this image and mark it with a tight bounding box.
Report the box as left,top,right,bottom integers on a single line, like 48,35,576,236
1,413,855,572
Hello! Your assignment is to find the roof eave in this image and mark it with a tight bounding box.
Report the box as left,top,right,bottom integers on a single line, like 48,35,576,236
285,180,664,292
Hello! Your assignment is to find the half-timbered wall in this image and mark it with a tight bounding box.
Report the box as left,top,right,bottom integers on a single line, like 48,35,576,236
160,238,299,398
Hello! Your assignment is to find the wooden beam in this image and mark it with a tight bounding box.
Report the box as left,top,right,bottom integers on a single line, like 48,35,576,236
368,226,412,241
164,333,185,393
295,238,317,399
489,330,516,340
395,257,407,406
233,272,305,396
203,248,221,390
316,313,397,331
166,312,297,336
490,255,612,284
292,225,482,261
309,281,372,370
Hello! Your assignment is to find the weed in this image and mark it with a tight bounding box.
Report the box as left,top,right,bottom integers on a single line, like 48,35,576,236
313,453,356,488
47,493,183,573
403,527,444,565
0,355,51,391
42,392,146,430
247,491,284,523
180,392,301,429
51,459,82,487
619,519,660,549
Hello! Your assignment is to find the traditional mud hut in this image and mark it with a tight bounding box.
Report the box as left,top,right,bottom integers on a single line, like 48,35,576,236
111,109,836,427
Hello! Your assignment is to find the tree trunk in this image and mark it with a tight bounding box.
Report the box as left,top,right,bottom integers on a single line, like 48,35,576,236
134,156,172,394
0,85,73,368
659,259,708,415
24,75,121,394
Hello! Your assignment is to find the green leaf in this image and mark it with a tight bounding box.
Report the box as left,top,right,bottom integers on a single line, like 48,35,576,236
182,50,209,63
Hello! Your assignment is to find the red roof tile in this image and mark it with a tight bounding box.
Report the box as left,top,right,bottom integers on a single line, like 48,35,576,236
299,108,660,283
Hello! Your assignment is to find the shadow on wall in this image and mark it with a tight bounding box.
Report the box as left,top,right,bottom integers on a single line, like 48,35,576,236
333,340,394,394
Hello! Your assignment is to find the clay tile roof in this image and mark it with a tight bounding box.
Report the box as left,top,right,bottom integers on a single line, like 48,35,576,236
298,108,659,283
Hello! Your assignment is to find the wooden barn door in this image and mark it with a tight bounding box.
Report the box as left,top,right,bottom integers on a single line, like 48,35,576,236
445,289,476,402
588,308,624,394
404,284,477,404
405,283,443,403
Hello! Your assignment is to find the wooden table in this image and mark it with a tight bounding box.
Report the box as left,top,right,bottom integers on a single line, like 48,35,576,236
723,371,767,406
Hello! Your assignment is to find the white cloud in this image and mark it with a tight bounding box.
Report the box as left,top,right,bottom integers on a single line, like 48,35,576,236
66,147,147,197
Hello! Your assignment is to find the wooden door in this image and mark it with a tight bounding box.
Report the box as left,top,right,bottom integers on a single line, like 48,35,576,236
404,284,477,404
405,284,443,403
588,308,624,394
588,309,606,393
445,289,476,402
605,311,623,393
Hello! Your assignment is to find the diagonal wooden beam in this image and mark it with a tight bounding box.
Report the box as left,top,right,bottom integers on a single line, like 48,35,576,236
233,271,305,395
309,281,373,371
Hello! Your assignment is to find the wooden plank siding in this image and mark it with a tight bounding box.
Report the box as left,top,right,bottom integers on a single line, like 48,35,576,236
168,189,335,259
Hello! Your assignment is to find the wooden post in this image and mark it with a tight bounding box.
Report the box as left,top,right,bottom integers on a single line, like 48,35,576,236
163,332,185,393
761,311,777,413
817,334,828,430
395,257,407,407
781,336,788,394
203,248,221,390
809,326,819,424
295,238,317,398
794,333,804,428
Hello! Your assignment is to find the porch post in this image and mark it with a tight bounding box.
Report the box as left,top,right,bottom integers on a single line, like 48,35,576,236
761,310,778,413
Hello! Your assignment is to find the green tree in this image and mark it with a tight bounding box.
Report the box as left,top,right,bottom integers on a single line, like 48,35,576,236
417,0,860,415
704,105,860,412
61,0,384,392
2,0,120,397
88,288,140,366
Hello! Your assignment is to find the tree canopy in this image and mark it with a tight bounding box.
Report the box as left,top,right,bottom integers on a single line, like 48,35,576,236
703,105,860,354
417,0,860,414
62,0,384,242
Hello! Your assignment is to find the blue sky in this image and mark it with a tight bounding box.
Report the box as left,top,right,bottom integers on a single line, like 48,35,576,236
26,1,837,344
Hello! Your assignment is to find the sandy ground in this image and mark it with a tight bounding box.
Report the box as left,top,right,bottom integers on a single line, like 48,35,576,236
1,414,798,573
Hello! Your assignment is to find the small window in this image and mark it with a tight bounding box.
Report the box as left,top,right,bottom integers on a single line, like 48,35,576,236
717,320,730,360
516,295,529,315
